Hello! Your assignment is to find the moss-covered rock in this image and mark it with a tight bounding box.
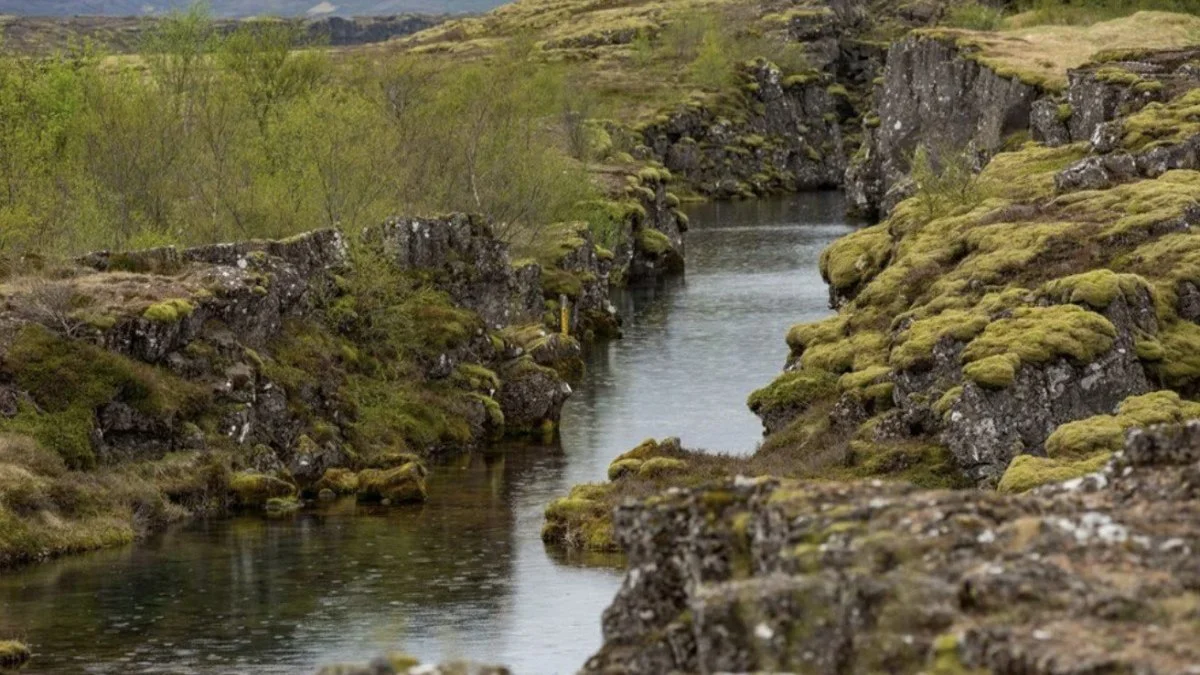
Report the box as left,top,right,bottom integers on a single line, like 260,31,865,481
356,463,428,504
541,483,617,552
314,468,360,495
607,458,643,481
1045,391,1200,460
997,452,1111,494
229,472,295,507
142,298,195,323
638,457,687,478
0,640,31,669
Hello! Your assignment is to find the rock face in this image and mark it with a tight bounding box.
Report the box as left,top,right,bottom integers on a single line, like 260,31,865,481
4,215,592,476
377,214,542,330
586,421,1200,674
846,34,1042,217
639,61,848,199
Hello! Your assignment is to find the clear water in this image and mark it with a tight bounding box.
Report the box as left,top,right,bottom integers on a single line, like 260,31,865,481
0,192,853,675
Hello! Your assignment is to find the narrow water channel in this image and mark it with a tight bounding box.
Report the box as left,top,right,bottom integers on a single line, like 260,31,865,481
0,192,853,674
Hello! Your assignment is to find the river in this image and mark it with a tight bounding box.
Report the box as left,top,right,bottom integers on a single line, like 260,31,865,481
0,192,853,674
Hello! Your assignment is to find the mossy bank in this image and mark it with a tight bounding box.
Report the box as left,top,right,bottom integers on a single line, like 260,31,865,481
0,212,645,568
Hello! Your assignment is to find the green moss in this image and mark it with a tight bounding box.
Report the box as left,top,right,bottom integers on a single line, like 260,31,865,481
787,315,847,352
542,268,584,299
229,472,295,507
783,72,820,87
800,330,888,374
356,462,428,503
265,496,301,513
1153,320,1200,387
837,365,891,391
607,458,643,481
891,310,990,371
541,483,616,552
1040,270,1151,310
314,468,359,495
638,457,687,478
142,298,195,323
0,640,31,668
636,227,674,256
820,224,892,294
961,305,1116,368
1046,391,1200,459
963,353,1020,389
1122,89,1200,152
748,368,838,417
851,442,971,490
933,386,963,416
1056,103,1073,123
0,325,208,469
453,363,501,392
997,453,1111,494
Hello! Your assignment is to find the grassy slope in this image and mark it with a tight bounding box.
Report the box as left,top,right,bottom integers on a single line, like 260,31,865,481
930,10,1200,90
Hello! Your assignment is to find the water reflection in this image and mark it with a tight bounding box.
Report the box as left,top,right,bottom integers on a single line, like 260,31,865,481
0,192,852,674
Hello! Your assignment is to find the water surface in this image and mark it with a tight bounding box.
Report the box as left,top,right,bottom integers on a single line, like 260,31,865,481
0,192,852,674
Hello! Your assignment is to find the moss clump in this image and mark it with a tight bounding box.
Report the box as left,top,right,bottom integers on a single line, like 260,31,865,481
314,468,359,495
799,330,888,374
542,268,584,299
0,325,208,469
891,310,990,371
819,224,892,296
1046,391,1200,459
356,463,428,504
1040,270,1151,310
142,298,196,323
1056,103,1073,122
638,457,687,478
607,458,643,481
787,315,848,353
960,305,1116,369
1151,320,1200,388
1122,88,1200,152
747,369,838,417
265,496,301,513
997,452,1111,494
0,640,31,668
541,483,616,552
229,472,295,507
963,353,1020,389
933,386,963,416
636,227,674,256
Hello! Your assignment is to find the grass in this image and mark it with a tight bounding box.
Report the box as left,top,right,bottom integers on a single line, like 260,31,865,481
925,12,1200,91
0,434,229,567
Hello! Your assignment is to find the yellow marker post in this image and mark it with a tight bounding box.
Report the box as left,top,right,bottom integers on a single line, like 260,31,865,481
560,294,570,336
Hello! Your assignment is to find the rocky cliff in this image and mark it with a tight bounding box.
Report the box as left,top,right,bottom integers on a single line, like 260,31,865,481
635,60,850,199
0,213,618,567
585,421,1200,673
845,15,1200,218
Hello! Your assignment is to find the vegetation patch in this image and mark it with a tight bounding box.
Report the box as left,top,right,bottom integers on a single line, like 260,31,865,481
747,369,839,418
1045,390,1200,459
0,640,31,669
0,325,209,469
997,452,1111,493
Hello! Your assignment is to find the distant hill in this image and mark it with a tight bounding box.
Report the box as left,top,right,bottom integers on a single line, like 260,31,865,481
0,0,501,17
